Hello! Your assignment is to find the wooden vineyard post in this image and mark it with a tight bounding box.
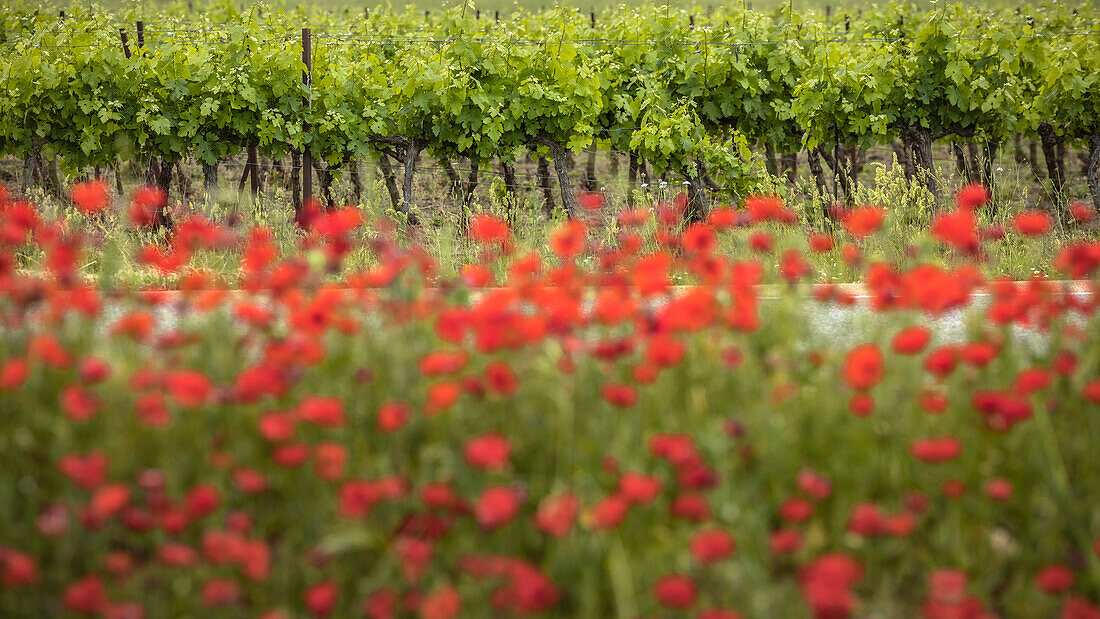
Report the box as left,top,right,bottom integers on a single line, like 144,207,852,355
301,27,313,215
136,21,144,48
119,28,131,58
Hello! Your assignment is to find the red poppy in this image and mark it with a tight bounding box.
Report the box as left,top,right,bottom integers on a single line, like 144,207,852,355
748,231,774,253
475,486,520,530
418,350,470,377
690,529,735,564
166,370,212,408
842,344,884,390
420,586,461,619
843,206,886,237
849,393,875,417
469,214,510,245
0,358,28,390
745,195,795,224
1069,201,1095,223
304,581,339,617
534,492,579,537
70,181,110,214
652,574,698,609
670,493,711,522
956,183,990,211
484,361,519,396
618,472,662,505
550,219,586,259
129,186,166,226
313,443,347,482
376,401,411,432
931,209,979,253
891,326,931,355
425,381,462,416
587,494,630,530
769,528,803,554
779,497,814,523
185,483,222,520
682,223,716,255
464,433,512,471
62,385,100,422
808,232,835,252
910,437,963,463
1013,210,1053,236
1035,563,1075,594
64,575,108,614
708,207,737,229
89,484,130,518
58,452,108,490
984,478,1013,502
601,383,637,408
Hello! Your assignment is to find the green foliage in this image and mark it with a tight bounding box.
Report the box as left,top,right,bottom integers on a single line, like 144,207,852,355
0,1,1097,188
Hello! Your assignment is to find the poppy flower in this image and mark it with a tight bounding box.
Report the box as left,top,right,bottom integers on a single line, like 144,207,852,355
534,492,579,537
931,209,979,253
670,493,711,522
769,529,803,554
463,433,512,471
601,383,637,408
484,361,519,396
1013,210,1052,236
690,529,736,564
89,484,130,519
808,232,835,252
63,575,108,614
984,478,1013,502
891,326,931,355
708,207,737,229
418,350,470,377
70,181,110,214
297,396,346,427
304,581,339,617
185,483,222,520
1035,563,1075,594
1069,201,1094,223
0,358,29,390
748,231,774,253
469,214,510,245
475,486,520,530
745,195,795,224
910,437,963,463
682,223,716,255
58,452,108,490
618,472,662,505
797,469,832,500
425,381,463,416
842,344,884,390
313,443,347,482
420,586,461,619
843,206,886,237
376,401,411,433
956,183,990,211
849,393,875,417
587,494,630,530
1,549,40,588
129,186,166,227
166,370,212,408
652,574,698,609
550,220,586,259
201,578,240,608
62,386,99,422
779,497,814,523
